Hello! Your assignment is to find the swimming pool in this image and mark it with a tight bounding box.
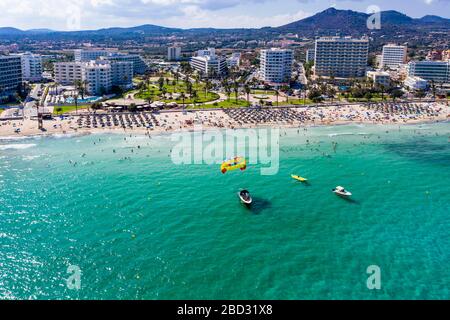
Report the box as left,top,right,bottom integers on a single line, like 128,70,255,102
65,96,101,104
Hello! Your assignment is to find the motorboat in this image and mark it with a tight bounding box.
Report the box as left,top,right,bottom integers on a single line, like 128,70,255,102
332,186,352,198
238,189,253,206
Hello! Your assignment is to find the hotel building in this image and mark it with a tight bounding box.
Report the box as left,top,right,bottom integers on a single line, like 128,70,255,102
407,61,450,84
260,48,294,84
0,55,23,101
167,47,181,61
306,49,315,63
227,52,241,68
404,76,429,91
314,36,369,78
190,48,227,76
75,49,148,75
367,71,391,88
103,54,148,75
54,60,133,95
15,52,43,82
381,45,407,69
74,49,113,62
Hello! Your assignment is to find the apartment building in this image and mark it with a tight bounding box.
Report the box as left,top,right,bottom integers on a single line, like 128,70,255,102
227,52,241,68
104,54,148,75
54,62,83,85
190,48,227,76
404,76,429,91
367,71,391,87
407,60,450,83
306,49,315,63
381,45,407,69
54,60,133,95
314,36,369,78
260,48,294,84
167,47,181,61
75,49,148,75
0,55,23,100
74,49,113,62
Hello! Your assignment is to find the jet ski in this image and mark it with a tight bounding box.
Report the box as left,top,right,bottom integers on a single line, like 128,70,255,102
238,189,253,206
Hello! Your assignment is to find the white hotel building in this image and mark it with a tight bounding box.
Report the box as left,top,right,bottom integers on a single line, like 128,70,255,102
15,52,43,82
167,46,182,61
407,60,449,84
314,36,369,78
190,48,227,77
74,49,115,62
75,49,148,75
381,44,407,70
54,60,133,95
260,48,294,84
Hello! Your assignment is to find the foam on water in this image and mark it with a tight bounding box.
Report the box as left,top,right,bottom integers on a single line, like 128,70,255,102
0,144,36,150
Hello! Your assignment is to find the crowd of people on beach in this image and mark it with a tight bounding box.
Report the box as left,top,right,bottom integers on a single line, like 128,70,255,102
0,102,448,137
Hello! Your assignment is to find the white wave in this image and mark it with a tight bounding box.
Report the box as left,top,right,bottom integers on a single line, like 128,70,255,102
328,132,369,138
0,144,36,150
0,136,30,141
22,155,41,161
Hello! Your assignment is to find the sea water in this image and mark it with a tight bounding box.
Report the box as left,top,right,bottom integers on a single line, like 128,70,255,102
0,123,449,300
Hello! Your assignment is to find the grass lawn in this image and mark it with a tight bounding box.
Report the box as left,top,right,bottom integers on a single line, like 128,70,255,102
215,99,250,108
338,93,391,103
136,81,220,104
188,99,250,109
53,105,90,115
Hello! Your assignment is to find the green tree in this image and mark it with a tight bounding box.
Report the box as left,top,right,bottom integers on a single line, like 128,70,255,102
244,84,251,106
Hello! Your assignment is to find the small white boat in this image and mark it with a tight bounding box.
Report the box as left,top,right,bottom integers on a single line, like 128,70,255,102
333,186,352,198
238,190,253,206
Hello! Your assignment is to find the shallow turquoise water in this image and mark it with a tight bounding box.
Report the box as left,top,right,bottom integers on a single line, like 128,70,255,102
0,123,449,300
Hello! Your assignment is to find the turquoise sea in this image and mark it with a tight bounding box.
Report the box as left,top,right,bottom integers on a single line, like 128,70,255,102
0,122,449,300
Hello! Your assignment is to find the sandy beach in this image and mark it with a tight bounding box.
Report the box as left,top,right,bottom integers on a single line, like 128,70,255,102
1,102,449,138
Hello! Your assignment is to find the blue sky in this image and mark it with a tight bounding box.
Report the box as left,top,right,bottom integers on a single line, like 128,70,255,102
0,0,448,30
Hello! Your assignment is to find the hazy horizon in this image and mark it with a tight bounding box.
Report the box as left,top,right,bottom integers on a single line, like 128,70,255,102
0,0,448,32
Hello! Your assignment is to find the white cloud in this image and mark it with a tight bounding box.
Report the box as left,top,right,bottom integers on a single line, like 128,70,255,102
0,0,311,30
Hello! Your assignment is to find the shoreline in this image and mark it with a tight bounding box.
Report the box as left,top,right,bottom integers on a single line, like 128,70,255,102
1,118,448,142
1,102,449,140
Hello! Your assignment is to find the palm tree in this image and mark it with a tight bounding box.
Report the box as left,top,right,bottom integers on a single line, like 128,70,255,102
180,92,186,110
205,79,212,97
244,84,251,106
274,90,279,106
328,86,337,103
379,84,386,101
302,84,308,105
161,87,168,100
73,93,79,115
192,90,198,104
158,77,165,91
430,80,437,100
187,82,193,96
224,85,232,102
74,80,86,100
233,82,239,103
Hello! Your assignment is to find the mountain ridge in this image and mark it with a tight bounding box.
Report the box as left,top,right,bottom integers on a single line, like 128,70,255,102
0,8,448,37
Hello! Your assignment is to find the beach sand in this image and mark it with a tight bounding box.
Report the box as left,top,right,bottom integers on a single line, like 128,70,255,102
1,102,449,138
